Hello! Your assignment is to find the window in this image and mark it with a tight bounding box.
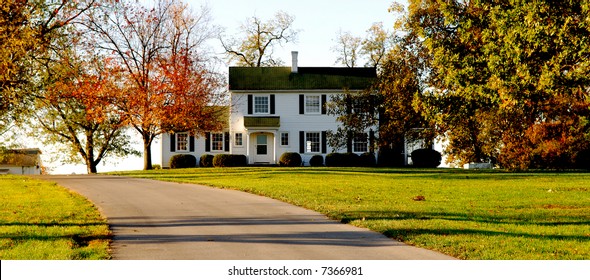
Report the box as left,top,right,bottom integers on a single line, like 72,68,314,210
211,133,224,151
305,95,321,114
280,132,289,146
306,132,320,153
176,133,189,152
254,95,269,114
235,133,243,146
353,133,368,153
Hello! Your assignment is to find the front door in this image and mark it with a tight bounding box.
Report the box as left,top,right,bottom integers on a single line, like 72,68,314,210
253,133,273,163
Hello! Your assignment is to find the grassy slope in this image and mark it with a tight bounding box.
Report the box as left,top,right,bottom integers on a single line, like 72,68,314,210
0,175,111,260
114,167,590,260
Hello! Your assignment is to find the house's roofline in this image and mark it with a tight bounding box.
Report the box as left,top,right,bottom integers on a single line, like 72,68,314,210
5,148,42,155
229,66,376,91
229,89,365,94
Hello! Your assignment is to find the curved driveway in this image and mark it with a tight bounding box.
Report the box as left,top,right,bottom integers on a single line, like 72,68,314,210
42,175,454,260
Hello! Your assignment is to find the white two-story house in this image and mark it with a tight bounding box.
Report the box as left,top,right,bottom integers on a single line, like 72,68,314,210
160,52,377,167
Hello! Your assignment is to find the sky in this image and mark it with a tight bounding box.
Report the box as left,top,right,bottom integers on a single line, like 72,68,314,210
29,0,405,174
200,0,401,67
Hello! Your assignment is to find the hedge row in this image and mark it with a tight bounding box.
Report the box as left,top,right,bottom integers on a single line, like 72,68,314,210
171,149,442,169
325,152,376,167
170,154,247,168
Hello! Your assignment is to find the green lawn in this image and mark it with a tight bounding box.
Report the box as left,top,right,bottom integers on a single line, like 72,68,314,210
113,167,590,260
0,175,111,260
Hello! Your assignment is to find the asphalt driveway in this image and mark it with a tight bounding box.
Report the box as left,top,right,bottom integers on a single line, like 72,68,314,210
41,175,455,260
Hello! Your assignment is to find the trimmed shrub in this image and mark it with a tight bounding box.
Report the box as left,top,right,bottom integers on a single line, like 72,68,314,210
343,153,360,166
377,148,405,167
279,152,302,167
359,152,376,167
410,149,442,168
325,153,361,167
199,154,214,167
325,153,343,167
213,154,248,167
169,154,197,169
574,149,590,170
309,155,324,167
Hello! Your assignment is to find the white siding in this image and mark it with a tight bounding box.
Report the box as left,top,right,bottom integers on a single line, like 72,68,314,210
160,133,228,168
0,166,41,175
231,91,357,165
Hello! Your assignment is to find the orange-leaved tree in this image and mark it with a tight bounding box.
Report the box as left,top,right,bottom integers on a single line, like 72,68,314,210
33,46,138,174
85,0,225,169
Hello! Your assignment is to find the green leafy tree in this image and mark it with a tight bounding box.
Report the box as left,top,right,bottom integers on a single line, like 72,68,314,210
0,0,96,133
405,0,590,169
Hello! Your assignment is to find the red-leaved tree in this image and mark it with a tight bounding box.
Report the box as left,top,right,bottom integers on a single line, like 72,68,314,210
85,0,224,169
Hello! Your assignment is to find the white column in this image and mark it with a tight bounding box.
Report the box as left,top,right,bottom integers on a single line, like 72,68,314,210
246,131,251,164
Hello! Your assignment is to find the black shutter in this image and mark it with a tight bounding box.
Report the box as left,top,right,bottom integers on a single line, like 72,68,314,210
270,94,275,114
247,94,253,115
299,131,305,153
321,131,327,154
205,132,211,152
299,94,304,114
321,94,327,114
369,130,375,153
347,131,353,153
189,135,195,152
224,132,230,152
170,134,176,152
345,95,352,115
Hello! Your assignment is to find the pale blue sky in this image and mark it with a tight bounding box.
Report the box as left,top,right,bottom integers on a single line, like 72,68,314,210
192,0,402,67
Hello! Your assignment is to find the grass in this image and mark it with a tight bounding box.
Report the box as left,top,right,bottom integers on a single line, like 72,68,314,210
0,175,111,260
112,167,590,260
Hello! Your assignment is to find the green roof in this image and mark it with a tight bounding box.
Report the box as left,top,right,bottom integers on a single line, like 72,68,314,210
244,116,280,128
229,67,376,91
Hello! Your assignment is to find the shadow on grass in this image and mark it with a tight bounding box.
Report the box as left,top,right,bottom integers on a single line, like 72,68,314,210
339,210,590,226
382,228,589,242
338,210,590,242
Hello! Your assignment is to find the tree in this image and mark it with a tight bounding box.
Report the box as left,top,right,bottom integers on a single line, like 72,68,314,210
84,0,225,170
404,0,590,169
327,89,379,153
361,22,393,68
32,43,137,174
0,0,97,133
332,30,362,68
220,11,298,67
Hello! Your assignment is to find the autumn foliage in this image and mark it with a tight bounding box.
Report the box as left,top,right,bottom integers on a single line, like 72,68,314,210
402,0,590,170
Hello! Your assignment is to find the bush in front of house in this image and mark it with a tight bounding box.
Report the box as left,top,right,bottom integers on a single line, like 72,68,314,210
325,153,361,167
410,149,442,168
575,148,590,170
325,153,342,167
279,152,302,167
309,155,324,167
213,154,248,167
169,154,197,169
200,154,214,167
377,148,405,167
359,152,376,167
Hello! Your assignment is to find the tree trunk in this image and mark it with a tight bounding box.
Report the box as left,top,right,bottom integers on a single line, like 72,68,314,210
85,132,98,174
87,161,98,174
143,136,153,170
